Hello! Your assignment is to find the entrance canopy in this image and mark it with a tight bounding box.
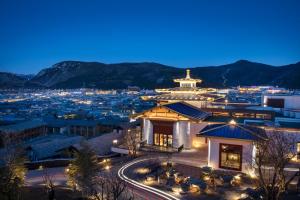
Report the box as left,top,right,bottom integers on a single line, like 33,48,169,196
132,102,209,122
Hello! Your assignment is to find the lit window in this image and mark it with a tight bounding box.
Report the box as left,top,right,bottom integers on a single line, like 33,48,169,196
219,144,243,171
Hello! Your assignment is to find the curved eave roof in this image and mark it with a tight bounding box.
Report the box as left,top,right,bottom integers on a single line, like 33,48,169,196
148,93,223,101
131,102,209,121
198,123,267,141
154,94,211,101
163,102,209,121
174,78,202,82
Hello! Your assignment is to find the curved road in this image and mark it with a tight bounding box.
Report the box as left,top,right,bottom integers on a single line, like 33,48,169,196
118,158,180,200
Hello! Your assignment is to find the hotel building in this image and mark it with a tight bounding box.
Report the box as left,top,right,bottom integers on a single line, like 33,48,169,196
130,70,300,173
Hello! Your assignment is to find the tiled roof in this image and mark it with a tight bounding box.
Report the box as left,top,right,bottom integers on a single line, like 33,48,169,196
163,102,209,121
27,136,84,160
198,123,267,141
0,119,46,133
72,132,122,155
45,119,100,127
153,93,210,101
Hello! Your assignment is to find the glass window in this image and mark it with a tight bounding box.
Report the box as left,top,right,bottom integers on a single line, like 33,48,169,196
154,133,172,147
219,144,242,171
168,135,173,147
154,133,159,146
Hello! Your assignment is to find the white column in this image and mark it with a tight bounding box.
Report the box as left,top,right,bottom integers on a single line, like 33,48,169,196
185,122,191,149
148,121,153,144
172,122,180,148
178,121,186,148
208,139,211,167
143,119,153,145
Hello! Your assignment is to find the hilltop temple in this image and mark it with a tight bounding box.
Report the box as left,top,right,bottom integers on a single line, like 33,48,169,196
142,69,225,107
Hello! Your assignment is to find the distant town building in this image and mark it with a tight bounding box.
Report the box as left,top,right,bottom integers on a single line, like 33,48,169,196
0,118,116,146
0,119,46,146
262,94,300,118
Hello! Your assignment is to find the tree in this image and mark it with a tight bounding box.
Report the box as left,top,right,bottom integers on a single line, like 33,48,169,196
0,146,27,200
107,175,127,200
252,130,297,200
42,168,55,200
66,141,100,197
94,176,106,200
96,173,134,200
125,128,140,157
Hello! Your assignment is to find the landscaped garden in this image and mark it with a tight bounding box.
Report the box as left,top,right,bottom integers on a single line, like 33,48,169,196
124,158,265,200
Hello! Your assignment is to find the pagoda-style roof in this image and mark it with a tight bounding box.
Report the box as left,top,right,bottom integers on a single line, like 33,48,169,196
147,93,223,101
173,69,202,84
197,123,267,141
131,102,209,122
141,69,224,103
163,102,209,120
156,87,203,93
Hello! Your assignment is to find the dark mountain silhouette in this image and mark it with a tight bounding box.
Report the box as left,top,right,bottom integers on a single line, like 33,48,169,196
0,72,28,88
1,60,300,89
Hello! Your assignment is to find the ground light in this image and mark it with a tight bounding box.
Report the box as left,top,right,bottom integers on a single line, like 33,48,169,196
135,167,150,174
105,165,111,170
203,175,210,181
234,174,242,182
172,186,182,195
240,193,249,199
38,165,44,170
189,184,200,193
246,169,257,179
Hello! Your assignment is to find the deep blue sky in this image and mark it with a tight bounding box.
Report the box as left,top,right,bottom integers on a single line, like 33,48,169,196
0,0,300,74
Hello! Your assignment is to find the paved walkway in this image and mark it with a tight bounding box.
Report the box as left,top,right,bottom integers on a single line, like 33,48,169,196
171,146,208,167
140,145,208,168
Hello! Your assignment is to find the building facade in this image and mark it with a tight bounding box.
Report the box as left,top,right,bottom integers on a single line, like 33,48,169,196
133,102,209,150
131,70,300,173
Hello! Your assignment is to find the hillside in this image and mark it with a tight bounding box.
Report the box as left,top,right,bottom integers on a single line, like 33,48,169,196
0,72,28,88
1,60,300,89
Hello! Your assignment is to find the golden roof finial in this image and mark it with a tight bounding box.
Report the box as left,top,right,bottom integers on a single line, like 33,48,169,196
186,69,191,79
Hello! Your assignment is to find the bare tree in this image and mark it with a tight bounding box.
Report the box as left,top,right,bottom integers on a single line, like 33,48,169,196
91,172,134,200
42,168,55,200
105,173,134,200
252,130,297,200
125,128,140,157
94,176,106,200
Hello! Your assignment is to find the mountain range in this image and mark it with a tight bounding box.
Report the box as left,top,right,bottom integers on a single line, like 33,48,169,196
1,60,300,89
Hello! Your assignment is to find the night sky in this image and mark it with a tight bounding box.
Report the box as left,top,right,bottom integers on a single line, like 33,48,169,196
0,0,300,74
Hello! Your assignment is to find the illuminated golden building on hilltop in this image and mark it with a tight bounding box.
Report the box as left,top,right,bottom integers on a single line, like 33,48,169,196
142,69,225,107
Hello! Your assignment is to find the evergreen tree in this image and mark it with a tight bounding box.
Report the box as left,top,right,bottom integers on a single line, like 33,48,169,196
66,142,100,197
